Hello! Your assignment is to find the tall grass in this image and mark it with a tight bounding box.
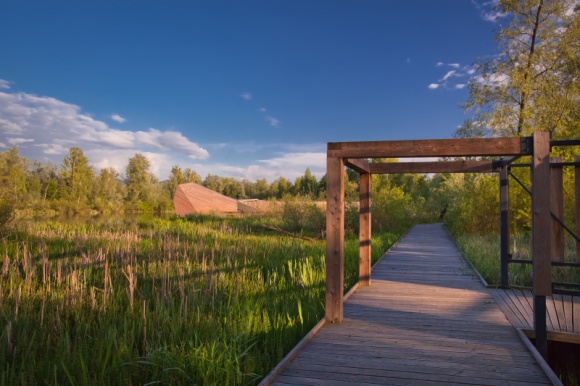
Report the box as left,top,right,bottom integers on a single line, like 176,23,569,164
453,232,580,288
0,214,401,385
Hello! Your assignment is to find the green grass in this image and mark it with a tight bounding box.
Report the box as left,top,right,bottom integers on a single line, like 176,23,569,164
452,231,580,288
0,214,402,385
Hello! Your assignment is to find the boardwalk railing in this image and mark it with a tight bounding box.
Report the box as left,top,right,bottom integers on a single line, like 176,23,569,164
325,133,580,359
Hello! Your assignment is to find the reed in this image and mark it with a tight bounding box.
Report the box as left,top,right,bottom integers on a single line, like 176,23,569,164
0,214,401,385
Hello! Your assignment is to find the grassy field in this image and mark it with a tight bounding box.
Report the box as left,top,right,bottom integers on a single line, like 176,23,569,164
0,214,401,385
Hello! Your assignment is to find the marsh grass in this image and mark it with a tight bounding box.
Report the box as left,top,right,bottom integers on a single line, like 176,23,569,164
0,214,401,385
453,232,580,288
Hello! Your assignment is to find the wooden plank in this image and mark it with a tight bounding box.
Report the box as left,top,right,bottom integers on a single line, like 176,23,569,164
267,224,553,385
359,173,371,286
551,157,564,262
576,156,580,263
369,160,496,174
562,295,574,335
325,156,344,323
573,295,580,334
513,289,535,328
545,295,560,331
553,294,568,333
344,158,369,174
532,131,552,297
327,137,529,158
490,289,527,329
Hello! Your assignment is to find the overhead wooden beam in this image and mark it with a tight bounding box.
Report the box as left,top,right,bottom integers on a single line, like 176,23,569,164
325,156,345,323
369,160,496,174
328,137,530,158
344,158,370,174
359,173,371,286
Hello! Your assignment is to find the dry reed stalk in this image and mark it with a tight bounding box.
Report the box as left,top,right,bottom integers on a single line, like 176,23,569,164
2,253,9,277
103,260,109,312
123,264,137,310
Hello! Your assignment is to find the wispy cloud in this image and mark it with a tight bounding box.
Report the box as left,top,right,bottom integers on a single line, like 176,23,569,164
265,116,280,127
111,113,126,123
240,92,252,100
0,88,209,179
0,79,11,90
428,62,476,90
471,0,509,22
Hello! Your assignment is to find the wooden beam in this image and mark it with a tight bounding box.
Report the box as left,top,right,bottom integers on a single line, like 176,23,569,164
551,157,564,262
532,132,552,297
369,161,496,174
532,132,551,360
328,137,530,158
500,165,510,288
359,173,371,286
344,158,370,174
576,156,580,263
325,156,345,323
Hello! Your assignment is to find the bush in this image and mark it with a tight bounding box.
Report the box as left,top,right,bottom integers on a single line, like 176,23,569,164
0,195,16,239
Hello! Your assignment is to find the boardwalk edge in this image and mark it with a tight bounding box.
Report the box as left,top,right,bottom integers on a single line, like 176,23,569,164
516,329,564,386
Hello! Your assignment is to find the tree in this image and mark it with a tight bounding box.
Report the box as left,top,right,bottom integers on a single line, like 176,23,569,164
294,168,319,198
0,146,28,202
457,0,579,138
167,165,185,199
96,167,124,211
61,147,94,204
125,154,154,207
183,168,202,184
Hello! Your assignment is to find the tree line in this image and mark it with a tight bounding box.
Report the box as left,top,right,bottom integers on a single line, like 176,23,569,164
0,146,333,214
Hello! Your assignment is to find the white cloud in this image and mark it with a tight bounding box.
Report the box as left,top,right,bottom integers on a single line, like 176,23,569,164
436,62,444,67
442,70,456,81
449,63,460,68
111,113,126,123
7,137,34,145
266,116,280,127
0,90,209,179
455,84,467,89
241,92,252,100
471,0,509,22
0,79,11,90
259,107,267,112
428,83,440,90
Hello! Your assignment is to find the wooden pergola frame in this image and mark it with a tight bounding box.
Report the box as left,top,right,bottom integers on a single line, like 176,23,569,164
325,132,557,357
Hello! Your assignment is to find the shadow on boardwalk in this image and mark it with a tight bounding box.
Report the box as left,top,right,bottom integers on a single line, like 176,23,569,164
264,223,554,386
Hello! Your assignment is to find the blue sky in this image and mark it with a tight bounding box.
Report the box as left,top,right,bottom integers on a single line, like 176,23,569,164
0,1,504,182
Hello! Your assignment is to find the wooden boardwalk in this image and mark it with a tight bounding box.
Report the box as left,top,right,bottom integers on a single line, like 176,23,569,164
264,223,555,386
490,288,580,343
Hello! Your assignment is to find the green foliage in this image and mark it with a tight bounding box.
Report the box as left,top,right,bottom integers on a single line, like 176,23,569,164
281,195,325,235
443,174,499,236
0,215,402,385
457,0,579,138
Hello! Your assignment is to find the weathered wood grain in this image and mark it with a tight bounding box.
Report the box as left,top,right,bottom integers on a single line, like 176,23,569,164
263,224,553,386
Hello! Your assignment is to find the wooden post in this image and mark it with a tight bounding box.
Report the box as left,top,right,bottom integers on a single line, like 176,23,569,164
359,173,372,286
576,156,580,263
531,132,551,360
551,157,564,262
326,155,345,323
500,165,510,288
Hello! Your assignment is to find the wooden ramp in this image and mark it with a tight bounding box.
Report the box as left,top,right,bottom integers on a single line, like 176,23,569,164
264,223,554,386
490,288,580,343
